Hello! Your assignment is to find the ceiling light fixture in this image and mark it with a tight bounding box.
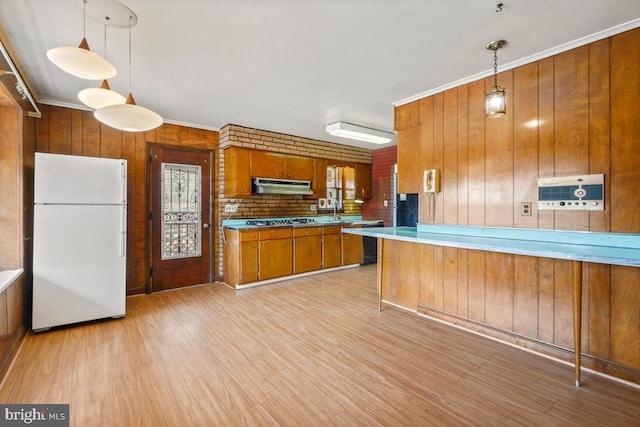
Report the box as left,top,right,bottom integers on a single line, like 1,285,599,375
485,39,507,118
326,122,395,144
46,0,116,80
94,13,162,132
78,24,126,109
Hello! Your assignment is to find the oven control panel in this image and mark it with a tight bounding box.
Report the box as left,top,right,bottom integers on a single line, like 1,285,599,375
538,173,604,211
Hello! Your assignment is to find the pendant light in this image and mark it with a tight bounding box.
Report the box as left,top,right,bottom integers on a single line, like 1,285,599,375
484,39,507,118
94,14,162,132
78,24,126,109
47,0,116,80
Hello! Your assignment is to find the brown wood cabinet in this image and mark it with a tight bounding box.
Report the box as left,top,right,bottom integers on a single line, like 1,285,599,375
251,151,285,178
342,165,356,200
293,227,322,274
223,229,259,285
342,225,363,265
250,151,314,181
224,223,366,287
355,163,372,200
306,158,328,199
258,228,293,281
285,156,315,181
224,147,252,197
322,226,342,269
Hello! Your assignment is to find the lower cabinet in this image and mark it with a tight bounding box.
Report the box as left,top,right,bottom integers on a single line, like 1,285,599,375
224,224,363,287
259,228,293,281
240,241,259,283
322,226,342,269
294,227,322,274
342,226,363,265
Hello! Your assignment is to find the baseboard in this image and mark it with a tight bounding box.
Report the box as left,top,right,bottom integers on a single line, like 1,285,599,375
414,304,640,386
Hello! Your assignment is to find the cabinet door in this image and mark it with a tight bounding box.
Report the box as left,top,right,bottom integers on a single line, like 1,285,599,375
322,234,342,269
240,241,259,283
397,126,421,194
306,158,327,199
251,151,285,178
355,163,372,199
259,239,293,280
342,165,356,200
342,232,363,265
294,235,322,273
285,156,314,181
224,147,251,197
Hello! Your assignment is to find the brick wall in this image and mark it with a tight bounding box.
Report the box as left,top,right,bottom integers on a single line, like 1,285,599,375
217,124,372,278
361,146,396,226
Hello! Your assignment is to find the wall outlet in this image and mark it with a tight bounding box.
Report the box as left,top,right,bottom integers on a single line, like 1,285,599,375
383,200,388,207
310,204,317,211
224,204,238,213
521,202,532,216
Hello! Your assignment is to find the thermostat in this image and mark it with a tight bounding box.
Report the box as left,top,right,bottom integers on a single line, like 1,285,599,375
538,173,604,211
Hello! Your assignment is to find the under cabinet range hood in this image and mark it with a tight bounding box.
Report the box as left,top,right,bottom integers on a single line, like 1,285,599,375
252,177,313,195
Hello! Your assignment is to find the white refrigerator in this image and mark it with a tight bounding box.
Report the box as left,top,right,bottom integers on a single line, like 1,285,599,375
33,153,127,331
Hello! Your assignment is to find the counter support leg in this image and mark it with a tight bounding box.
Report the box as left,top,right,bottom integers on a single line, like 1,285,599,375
572,260,583,387
377,238,383,312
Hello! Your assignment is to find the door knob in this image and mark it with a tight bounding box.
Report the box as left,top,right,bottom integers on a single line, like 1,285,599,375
203,223,210,229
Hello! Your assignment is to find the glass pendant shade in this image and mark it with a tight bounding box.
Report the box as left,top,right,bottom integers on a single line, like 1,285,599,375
485,85,506,118
94,93,163,132
47,38,116,80
78,79,126,109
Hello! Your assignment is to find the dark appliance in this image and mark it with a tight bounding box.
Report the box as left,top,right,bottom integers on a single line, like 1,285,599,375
396,193,418,227
362,220,384,265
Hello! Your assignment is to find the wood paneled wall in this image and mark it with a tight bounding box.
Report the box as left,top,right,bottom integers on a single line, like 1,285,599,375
391,28,640,381
36,105,219,295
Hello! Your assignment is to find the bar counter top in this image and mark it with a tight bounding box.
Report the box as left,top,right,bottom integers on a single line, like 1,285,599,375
341,224,640,267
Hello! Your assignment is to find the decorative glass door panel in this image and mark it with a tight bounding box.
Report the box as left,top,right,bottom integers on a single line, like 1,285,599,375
161,163,201,260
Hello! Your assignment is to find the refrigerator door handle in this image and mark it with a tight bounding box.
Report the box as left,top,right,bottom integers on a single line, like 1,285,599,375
120,205,127,257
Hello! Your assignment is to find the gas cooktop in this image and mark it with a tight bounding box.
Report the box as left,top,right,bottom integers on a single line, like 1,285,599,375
245,218,317,227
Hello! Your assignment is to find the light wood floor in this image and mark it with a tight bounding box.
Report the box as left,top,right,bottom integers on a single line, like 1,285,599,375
1,265,638,426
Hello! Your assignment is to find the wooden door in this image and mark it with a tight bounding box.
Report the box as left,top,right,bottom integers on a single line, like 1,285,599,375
285,156,314,180
355,163,372,199
322,233,342,269
342,232,363,265
150,146,213,291
251,151,285,178
224,147,251,197
294,227,322,273
259,238,293,280
240,241,259,284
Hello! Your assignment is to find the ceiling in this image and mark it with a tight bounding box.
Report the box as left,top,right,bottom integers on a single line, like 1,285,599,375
1,0,639,150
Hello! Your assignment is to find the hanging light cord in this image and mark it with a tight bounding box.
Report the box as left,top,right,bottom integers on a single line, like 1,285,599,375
82,0,87,38
128,15,132,95
493,49,499,87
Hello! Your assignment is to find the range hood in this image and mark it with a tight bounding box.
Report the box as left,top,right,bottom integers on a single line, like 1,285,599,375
252,177,313,195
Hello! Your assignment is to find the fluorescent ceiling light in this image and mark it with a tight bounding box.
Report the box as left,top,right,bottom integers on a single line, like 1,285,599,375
326,122,394,144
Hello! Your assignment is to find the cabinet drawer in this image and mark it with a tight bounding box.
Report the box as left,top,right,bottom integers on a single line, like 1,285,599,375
240,230,259,242
259,228,293,240
293,226,321,237
322,225,341,235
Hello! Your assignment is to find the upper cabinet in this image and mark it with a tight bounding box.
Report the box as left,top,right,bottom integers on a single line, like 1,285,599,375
224,147,371,200
251,151,314,181
394,102,420,130
395,102,422,194
355,163,372,200
224,147,252,198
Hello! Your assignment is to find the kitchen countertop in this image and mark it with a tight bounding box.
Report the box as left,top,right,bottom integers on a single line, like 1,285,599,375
223,217,384,230
341,225,640,267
